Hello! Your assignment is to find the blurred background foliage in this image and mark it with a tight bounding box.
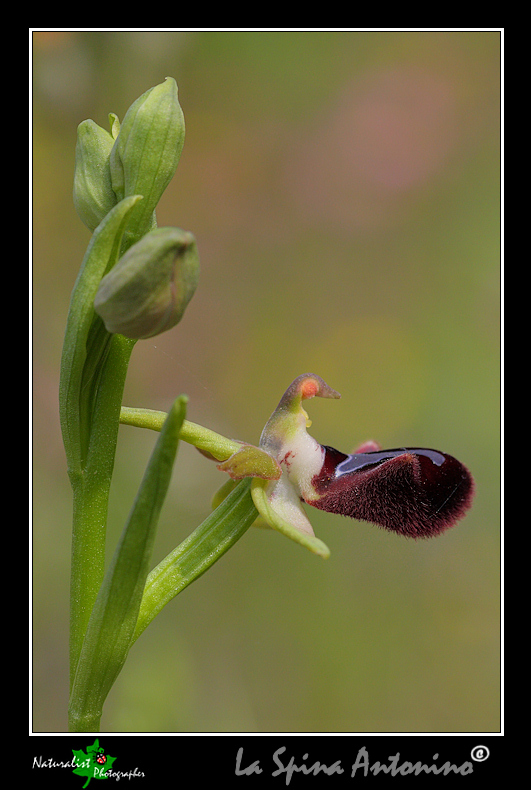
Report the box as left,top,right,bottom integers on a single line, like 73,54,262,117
33,30,500,733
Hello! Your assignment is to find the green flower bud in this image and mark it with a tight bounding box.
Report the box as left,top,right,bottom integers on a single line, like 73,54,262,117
73,119,117,231
94,227,199,339
108,112,120,140
110,78,185,247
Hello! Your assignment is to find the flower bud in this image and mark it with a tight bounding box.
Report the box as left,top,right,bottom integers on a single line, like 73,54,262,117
110,78,185,247
94,227,199,339
108,112,120,140
73,119,117,231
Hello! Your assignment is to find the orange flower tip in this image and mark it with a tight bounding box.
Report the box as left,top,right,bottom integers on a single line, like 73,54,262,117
301,378,320,400
295,374,341,401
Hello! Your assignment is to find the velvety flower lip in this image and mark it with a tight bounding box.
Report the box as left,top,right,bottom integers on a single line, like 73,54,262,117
307,445,475,539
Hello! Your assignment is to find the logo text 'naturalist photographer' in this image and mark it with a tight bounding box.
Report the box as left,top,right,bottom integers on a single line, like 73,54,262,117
32,739,145,787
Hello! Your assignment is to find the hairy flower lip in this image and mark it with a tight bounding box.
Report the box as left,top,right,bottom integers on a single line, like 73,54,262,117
307,445,475,538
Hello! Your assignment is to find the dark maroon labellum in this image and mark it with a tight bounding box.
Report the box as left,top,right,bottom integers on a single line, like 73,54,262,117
309,446,474,538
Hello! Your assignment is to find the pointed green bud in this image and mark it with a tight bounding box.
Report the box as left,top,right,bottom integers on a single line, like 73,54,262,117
94,227,199,339
109,112,120,140
73,119,118,231
110,77,185,247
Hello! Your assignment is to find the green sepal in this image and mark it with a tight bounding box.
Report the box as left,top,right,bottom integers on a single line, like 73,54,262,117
211,477,238,509
212,478,270,528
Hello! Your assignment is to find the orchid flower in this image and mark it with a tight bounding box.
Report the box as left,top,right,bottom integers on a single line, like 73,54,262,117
237,374,474,558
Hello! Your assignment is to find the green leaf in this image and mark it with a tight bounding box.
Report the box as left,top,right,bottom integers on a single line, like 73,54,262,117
133,476,258,642
72,740,117,787
59,195,142,476
68,396,187,731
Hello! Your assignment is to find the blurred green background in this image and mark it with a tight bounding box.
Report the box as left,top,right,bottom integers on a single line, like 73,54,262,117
33,30,500,733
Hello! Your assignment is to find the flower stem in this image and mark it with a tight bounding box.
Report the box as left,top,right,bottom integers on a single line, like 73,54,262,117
120,406,242,461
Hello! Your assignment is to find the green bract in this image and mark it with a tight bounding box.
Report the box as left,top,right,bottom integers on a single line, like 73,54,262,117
110,77,185,249
94,226,199,339
69,397,187,731
73,119,117,232
60,195,142,473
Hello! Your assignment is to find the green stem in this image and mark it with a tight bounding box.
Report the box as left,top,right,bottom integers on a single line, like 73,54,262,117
120,406,242,461
69,334,136,691
69,709,102,734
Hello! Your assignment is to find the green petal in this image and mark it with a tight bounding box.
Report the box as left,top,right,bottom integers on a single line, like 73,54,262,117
216,444,281,480
251,478,330,559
